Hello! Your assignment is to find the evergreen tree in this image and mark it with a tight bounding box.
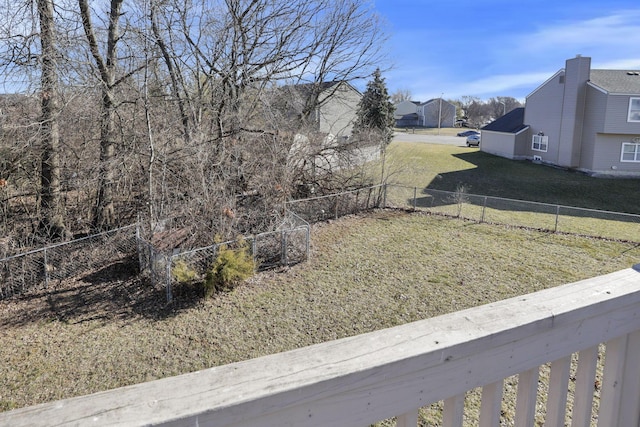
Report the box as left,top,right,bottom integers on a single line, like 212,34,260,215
353,68,395,145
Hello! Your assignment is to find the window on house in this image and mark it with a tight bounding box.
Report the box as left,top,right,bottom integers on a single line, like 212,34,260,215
532,134,548,152
621,142,640,162
629,98,640,122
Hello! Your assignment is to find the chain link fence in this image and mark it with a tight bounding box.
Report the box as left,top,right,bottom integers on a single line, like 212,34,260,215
138,211,311,302
0,225,138,300
286,185,384,223
4,184,638,302
385,185,640,243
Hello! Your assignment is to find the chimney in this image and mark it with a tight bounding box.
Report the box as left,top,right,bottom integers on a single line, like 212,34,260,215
558,56,590,167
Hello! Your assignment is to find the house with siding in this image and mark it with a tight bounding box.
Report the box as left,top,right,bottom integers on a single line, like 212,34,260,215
394,98,456,128
283,81,362,140
480,55,640,177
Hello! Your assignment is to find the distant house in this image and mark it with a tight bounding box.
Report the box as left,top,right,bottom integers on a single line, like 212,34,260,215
394,101,421,127
481,55,640,177
284,81,362,140
284,81,379,177
394,99,456,128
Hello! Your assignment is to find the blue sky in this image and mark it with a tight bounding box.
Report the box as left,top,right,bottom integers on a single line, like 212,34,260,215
373,0,640,102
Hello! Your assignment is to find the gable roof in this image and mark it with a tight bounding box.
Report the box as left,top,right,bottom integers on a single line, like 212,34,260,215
481,107,526,133
589,69,640,94
285,81,361,102
419,98,454,107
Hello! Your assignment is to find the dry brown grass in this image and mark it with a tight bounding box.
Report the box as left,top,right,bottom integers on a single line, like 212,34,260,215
1,210,638,417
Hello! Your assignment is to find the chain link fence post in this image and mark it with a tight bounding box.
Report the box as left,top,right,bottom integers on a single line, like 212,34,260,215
481,196,487,223
383,184,387,208
43,247,49,288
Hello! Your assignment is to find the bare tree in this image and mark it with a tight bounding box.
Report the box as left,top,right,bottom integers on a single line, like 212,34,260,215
139,0,387,237
390,88,412,104
37,0,68,239
487,96,523,118
0,0,388,246
79,0,138,230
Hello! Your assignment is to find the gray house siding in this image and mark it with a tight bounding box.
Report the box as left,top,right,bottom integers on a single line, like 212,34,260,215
557,56,590,167
523,71,565,164
590,134,640,175
393,101,420,127
481,129,529,160
394,99,455,128
417,100,456,128
579,86,608,170
603,95,640,134
581,88,640,174
317,82,361,137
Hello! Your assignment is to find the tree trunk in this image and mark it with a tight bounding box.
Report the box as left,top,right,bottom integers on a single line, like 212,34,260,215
37,0,66,239
79,0,122,230
93,88,116,229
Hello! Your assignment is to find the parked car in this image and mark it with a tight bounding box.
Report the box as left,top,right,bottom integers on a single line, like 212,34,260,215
466,134,481,147
457,130,479,137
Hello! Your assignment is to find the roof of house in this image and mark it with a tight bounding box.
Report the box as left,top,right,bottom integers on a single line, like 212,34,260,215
394,113,419,119
286,81,361,99
589,69,640,94
420,98,454,107
481,107,527,133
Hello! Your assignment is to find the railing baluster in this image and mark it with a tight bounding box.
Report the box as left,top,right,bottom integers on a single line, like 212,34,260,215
571,346,598,427
395,409,418,427
616,330,640,426
443,393,465,427
598,336,627,426
546,356,571,426
479,380,503,427
599,330,640,426
515,367,539,427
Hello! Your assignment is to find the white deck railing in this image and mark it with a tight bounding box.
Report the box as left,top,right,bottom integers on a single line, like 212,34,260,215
3,266,640,426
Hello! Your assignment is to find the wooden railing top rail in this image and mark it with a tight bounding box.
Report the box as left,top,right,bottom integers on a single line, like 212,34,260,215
3,266,640,427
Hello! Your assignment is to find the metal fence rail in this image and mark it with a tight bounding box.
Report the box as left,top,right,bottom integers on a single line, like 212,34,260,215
286,185,384,223
0,225,138,300
4,183,638,302
385,185,640,243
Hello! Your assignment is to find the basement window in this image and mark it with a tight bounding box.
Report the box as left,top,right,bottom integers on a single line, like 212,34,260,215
629,98,640,122
532,134,548,152
621,142,640,162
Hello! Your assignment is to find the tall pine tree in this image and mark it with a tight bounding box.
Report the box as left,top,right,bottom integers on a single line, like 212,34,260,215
353,68,395,146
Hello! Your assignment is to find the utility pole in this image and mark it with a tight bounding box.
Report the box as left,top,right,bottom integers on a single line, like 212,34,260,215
438,93,443,135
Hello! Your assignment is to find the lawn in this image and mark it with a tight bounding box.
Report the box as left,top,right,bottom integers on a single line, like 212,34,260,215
384,141,640,214
2,211,639,415
2,142,640,419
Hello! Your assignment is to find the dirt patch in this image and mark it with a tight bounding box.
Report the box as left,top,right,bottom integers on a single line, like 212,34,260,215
0,257,171,328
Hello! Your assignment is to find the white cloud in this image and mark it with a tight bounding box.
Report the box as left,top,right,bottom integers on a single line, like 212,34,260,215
507,9,640,62
385,7,640,102
594,58,640,70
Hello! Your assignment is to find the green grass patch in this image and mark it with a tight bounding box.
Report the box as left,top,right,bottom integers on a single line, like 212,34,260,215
383,141,640,214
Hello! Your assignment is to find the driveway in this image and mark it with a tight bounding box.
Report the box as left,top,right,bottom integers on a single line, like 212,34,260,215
392,132,470,147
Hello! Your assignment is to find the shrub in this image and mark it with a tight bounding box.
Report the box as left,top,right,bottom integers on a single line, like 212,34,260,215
171,259,199,284
204,238,255,297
